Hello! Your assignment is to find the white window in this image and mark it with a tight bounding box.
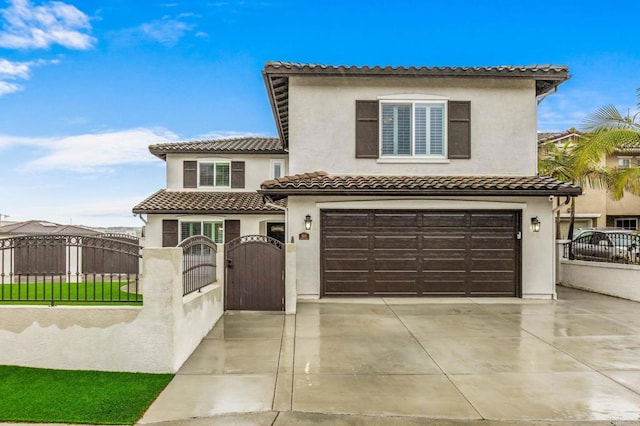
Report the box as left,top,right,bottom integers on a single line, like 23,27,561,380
614,218,638,230
380,101,446,157
618,157,632,168
180,221,224,243
271,159,284,179
199,161,230,188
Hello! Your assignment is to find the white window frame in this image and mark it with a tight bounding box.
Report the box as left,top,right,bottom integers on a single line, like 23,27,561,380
270,159,285,179
198,160,231,188
378,94,448,159
618,156,632,169
614,218,638,230
179,220,225,243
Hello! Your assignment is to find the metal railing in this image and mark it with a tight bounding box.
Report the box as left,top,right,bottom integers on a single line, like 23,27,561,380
564,231,640,265
0,234,142,305
179,235,217,296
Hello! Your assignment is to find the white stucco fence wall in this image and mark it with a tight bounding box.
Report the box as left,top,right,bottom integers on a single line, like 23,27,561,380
0,247,224,373
560,259,640,302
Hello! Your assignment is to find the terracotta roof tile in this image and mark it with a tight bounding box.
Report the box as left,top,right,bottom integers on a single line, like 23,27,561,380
132,190,286,214
149,137,284,160
260,172,581,199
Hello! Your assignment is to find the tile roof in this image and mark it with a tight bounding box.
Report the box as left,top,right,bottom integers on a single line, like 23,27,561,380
263,62,571,148
132,190,286,214
260,171,582,199
537,129,582,144
149,137,285,160
0,220,101,236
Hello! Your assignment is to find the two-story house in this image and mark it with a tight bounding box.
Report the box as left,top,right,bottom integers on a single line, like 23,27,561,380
134,62,581,304
538,129,640,236
132,137,288,247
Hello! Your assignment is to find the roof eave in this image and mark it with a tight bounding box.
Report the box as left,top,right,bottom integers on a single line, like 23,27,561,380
132,208,285,215
258,188,582,198
262,70,288,150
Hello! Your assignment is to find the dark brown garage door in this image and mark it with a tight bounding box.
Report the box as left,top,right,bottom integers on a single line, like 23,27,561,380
321,210,521,297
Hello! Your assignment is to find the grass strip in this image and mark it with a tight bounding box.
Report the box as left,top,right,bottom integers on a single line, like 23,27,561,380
0,365,173,425
0,281,142,305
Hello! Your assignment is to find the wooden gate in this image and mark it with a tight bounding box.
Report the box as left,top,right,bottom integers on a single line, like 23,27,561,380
225,235,284,311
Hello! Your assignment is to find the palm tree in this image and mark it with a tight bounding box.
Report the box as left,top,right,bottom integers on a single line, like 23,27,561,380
538,140,576,239
573,88,640,199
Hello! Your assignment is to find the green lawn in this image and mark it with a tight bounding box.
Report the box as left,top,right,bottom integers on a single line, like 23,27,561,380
0,281,142,305
0,365,173,425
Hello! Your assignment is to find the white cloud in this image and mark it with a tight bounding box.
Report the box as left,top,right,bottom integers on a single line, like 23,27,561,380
0,57,31,78
0,0,95,50
0,57,58,97
138,17,194,47
194,130,270,140
0,80,22,95
9,127,179,172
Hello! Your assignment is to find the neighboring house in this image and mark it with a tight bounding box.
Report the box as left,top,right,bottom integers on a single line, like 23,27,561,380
0,220,103,276
132,137,288,247
135,62,581,301
0,220,101,238
538,129,640,236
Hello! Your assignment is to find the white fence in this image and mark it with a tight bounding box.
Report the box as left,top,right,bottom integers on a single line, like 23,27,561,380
559,258,640,302
0,247,225,373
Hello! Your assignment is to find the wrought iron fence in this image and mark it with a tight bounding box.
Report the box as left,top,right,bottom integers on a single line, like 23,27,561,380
179,235,217,296
563,231,640,265
0,234,142,305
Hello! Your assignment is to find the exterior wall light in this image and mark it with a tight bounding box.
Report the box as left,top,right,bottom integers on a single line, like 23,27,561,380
531,216,541,232
304,214,313,230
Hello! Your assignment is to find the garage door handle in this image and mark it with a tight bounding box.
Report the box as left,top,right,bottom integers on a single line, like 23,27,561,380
227,259,233,268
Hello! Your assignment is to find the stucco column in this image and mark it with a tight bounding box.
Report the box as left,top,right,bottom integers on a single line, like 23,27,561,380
285,243,297,314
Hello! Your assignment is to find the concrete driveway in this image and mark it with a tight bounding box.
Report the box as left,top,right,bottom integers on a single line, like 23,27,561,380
138,286,640,424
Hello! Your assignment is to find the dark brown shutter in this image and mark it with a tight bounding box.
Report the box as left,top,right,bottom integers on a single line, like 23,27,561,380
448,101,471,159
162,220,179,247
231,161,245,188
224,220,241,243
183,161,197,188
355,100,379,158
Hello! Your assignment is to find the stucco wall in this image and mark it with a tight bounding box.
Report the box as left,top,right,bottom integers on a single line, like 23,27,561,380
165,153,287,191
560,259,640,302
287,76,537,176
286,195,556,300
0,247,224,373
144,213,285,248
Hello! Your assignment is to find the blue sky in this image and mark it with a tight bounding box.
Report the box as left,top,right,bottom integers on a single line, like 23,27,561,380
0,0,638,227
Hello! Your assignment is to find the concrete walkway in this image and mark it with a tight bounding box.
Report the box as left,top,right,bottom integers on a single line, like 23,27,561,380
138,287,640,424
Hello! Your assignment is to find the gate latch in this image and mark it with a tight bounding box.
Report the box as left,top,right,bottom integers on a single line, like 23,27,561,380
226,259,233,268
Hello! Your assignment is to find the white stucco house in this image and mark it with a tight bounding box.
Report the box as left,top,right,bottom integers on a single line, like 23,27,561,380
133,138,288,247
134,61,581,305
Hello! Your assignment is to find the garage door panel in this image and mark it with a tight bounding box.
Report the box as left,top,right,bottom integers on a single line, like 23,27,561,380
471,258,515,271
323,212,369,229
470,279,517,296
471,235,515,250
471,213,516,228
324,235,369,249
374,258,418,272
321,210,520,297
423,235,467,249
374,235,418,249
423,277,467,295
422,259,466,272
373,278,418,295
324,278,369,295
373,213,419,228
422,213,468,227
324,256,369,272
